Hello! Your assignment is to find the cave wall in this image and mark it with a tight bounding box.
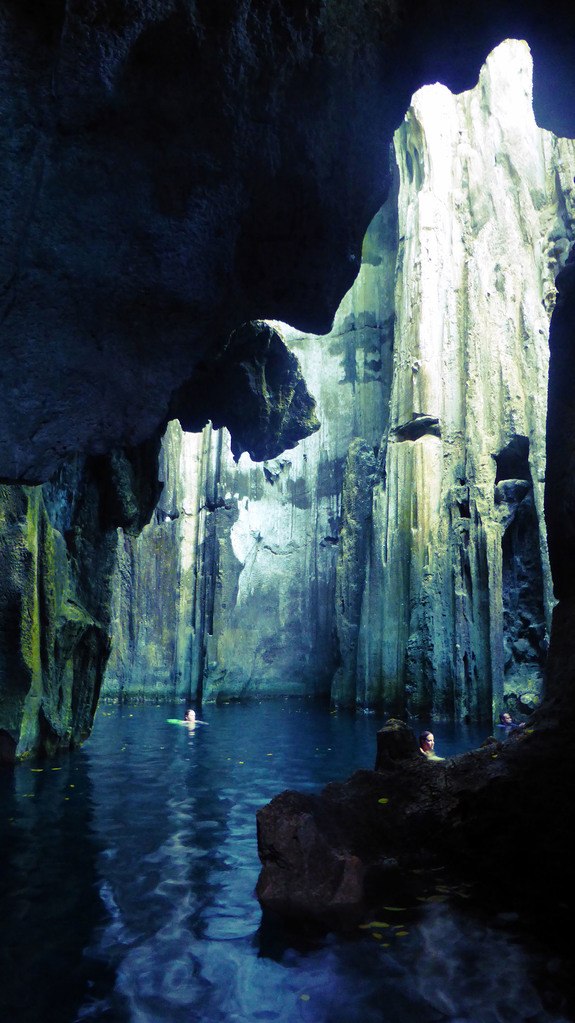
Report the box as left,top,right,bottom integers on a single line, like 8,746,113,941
2,2,575,489
354,39,575,719
0,442,161,760
3,8,575,750
106,422,213,700
104,193,398,701
104,41,575,718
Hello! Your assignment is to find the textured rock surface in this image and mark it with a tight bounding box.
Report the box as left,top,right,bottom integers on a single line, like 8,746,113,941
353,40,575,719
170,320,321,462
256,717,575,931
0,439,160,759
104,42,575,721
106,422,211,699
2,3,575,485
331,439,378,706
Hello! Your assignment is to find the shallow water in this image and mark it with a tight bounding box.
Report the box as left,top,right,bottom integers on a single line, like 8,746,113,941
0,702,568,1022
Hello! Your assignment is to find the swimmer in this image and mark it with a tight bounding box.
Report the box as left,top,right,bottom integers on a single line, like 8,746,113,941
419,730,444,761
184,708,196,725
498,711,525,735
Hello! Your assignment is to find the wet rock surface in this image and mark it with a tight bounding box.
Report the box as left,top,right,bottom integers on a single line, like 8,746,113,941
0,437,161,759
256,717,574,936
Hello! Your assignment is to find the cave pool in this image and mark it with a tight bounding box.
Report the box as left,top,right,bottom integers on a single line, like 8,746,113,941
0,701,567,1023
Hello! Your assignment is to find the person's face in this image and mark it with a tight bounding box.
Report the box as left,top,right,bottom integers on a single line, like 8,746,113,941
423,733,434,750
502,713,512,725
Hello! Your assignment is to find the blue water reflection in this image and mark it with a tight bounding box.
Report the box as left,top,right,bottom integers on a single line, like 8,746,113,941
0,701,567,1022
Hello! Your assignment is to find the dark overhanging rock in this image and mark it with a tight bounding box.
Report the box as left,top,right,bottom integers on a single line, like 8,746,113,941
170,320,320,462
2,1,575,483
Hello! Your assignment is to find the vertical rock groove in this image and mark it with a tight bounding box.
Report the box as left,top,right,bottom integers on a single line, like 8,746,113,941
103,41,575,720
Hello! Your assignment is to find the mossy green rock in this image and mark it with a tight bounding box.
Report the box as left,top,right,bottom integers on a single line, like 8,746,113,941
0,437,161,760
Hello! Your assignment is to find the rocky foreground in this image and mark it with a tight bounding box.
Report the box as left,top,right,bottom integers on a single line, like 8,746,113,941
256,716,573,935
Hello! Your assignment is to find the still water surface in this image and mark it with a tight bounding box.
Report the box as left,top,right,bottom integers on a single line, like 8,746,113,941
0,702,568,1022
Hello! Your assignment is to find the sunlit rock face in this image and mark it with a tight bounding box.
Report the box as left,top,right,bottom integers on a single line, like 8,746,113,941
105,196,398,699
105,41,575,715
106,423,209,699
357,39,575,718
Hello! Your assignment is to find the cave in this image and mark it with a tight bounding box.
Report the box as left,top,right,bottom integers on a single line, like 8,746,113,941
2,4,575,1021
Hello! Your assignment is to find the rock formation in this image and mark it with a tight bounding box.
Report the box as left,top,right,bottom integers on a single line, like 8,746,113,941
1,3,575,487
104,189,397,701
0,440,160,760
104,41,575,726
354,40,575,720
255,716,575,939
3,3,575,758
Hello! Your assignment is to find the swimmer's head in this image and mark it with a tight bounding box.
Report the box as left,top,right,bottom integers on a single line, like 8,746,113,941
184,708,196,723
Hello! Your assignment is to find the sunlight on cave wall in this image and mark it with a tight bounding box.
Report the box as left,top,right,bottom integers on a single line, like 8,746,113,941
105,40,575,721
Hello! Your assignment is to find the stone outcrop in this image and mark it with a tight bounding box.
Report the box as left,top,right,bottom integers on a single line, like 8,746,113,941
353,40,575,719
104,42,575,724
171,320,321,462
255,716,575,932
0,439,160,760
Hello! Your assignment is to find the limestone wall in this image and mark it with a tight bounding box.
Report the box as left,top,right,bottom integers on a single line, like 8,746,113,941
0,439,162,760
355,40,575,719
105,189,398,701
104,40,575,719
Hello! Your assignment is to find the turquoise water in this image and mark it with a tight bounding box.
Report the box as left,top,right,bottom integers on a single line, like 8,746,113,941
0,702,568,1022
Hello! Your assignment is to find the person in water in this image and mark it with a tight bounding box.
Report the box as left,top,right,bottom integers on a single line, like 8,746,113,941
184,708,196,725
498,711,525,735
419,730,444,760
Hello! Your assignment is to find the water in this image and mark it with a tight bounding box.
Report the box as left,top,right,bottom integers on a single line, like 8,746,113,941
0,701,569,1023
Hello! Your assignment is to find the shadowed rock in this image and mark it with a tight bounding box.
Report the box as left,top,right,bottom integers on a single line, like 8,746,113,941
171,320,320,462
256,717,574,928
2,2,575,482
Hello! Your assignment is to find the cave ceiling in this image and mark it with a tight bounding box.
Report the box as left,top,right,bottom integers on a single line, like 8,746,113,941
1,0,574,483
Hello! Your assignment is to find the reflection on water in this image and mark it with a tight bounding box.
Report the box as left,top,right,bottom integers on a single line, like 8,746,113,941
0,702,569,1022
0,751,112,1023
